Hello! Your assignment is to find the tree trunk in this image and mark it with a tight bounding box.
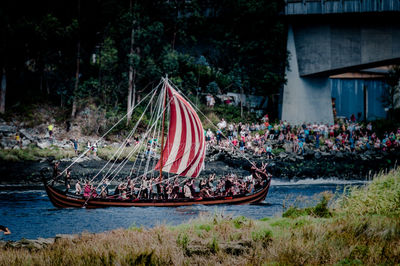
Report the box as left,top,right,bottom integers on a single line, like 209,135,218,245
240,86,244,118
71,41,80,118
40,75,43,92
71,0,81,118
127,21,136,125
46,74,50,95
0,67,6,114
172,31,177,51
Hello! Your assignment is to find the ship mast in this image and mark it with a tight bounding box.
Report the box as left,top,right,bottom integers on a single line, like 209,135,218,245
159,76,168,181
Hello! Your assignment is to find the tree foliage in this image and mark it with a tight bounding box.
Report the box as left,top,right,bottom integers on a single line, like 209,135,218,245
0,0,286,117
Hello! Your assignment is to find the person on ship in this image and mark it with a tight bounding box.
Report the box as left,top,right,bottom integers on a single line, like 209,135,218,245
199,183,212,198
98,180,109,199
89,183,98,198
155,177,164,200
224,174,234,196
126,177,134,197
172,178,180,199
138,178,146,199
100,186,108,199
51,161,60,185
75,180,82,195
184,181,193,198
208,174,215,192
251,162,271,182
83,181,91,198
64,169,71,192
166,182,173,199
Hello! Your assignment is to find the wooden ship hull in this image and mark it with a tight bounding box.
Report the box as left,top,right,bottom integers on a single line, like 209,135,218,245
44,178,271,208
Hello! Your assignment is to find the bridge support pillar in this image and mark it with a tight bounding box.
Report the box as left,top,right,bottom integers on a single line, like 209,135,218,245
281,26,334,125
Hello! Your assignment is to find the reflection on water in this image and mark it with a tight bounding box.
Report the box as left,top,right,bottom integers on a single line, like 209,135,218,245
0,179,367,241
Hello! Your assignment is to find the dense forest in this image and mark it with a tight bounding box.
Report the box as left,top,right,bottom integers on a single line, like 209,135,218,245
0,0,287,123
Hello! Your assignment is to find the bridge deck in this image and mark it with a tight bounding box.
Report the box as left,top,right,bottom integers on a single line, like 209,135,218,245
285,0,400,16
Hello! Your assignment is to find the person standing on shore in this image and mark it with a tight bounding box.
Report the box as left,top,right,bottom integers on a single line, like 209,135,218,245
87,141,92,156
216,128,222,145
0,225,11,235
71,139,79,155
15,133,22,148
92,143,97,156
48,124,54,139
239,139,245,153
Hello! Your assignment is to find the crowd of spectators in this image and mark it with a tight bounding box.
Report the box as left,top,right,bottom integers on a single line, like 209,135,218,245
206,114,400,158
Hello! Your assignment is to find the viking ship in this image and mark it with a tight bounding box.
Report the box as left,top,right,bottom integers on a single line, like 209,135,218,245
44,77,271,208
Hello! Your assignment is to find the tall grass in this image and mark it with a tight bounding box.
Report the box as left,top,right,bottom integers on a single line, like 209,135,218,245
337,168,400,217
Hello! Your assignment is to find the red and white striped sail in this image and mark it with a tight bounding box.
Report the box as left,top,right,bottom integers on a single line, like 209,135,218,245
155,81,206,178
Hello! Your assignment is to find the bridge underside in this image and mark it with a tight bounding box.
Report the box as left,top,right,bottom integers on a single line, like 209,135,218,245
281,14,400,124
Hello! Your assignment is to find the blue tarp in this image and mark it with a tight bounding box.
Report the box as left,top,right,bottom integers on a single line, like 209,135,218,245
331,78,387,120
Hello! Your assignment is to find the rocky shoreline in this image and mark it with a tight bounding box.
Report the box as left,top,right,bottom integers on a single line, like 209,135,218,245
207,146,399,180
0,234,77,250
1,147,398,185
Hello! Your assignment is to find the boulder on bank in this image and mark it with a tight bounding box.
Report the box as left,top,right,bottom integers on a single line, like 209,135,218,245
37,140,52,149
0,124,16,134
19,128,38,142
3,237,56,250
0,139,17,149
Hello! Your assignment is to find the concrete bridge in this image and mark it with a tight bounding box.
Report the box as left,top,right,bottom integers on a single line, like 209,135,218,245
281,0,400,124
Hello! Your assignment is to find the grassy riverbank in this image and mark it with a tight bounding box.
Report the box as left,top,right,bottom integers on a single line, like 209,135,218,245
1,169,399,265
0,146,76,161
0,145,140,162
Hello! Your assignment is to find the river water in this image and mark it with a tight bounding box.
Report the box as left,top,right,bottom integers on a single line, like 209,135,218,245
0,179,368,241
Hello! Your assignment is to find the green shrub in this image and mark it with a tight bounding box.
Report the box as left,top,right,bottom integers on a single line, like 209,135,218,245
208,236,219,253
129,225,143,232
282,207,309,218
198,224,212,232
336,258,363,265
251,229,272,247
177,232,189,250
283,193,332,218
232,216,249,229
272,148,285,155
312,192,332,218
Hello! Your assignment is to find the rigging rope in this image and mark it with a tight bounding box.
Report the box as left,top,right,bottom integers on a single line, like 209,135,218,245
99,87,162,182
89,88,159,185
56,81,163,179
90,96,174,198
